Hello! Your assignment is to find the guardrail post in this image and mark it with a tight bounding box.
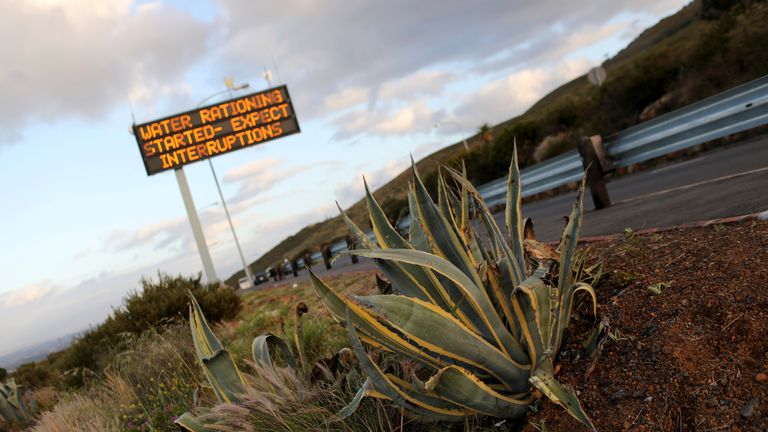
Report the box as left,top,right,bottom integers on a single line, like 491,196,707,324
577,135,612,209
276,265,284,281
346,235,359,264
322,245,332,270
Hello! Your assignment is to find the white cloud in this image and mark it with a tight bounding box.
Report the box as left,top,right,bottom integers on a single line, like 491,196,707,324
333,100,437,140
0,280,58,308
106,217,187,253
379,70,456,101
451,58,592,128
322,87,369,112
222,158,307,204
0,0,211,142
215,0,688,130
334,159,409,208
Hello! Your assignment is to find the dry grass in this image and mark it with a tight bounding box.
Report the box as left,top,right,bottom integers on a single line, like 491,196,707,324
192,363,390,432
27,270,388,431
31,374,134,432
30,325,201,432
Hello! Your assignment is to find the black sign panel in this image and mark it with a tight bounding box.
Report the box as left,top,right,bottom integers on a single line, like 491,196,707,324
132,85,300,175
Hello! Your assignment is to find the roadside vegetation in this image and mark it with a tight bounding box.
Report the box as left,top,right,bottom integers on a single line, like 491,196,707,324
5,273,240,402
230,0,768,280
3,2,767,431
7,150,608,431
7,158,766,431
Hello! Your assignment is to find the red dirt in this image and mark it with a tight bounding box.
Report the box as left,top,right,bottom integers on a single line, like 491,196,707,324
526,220,768,431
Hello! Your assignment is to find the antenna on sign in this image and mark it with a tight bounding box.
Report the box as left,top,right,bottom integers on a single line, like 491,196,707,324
263,65,273,88
127,96,137,135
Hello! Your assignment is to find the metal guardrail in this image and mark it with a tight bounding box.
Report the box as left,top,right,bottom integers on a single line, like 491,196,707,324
477,149,583,207
608,74,768,167
278,75,768,275
480,74,768,207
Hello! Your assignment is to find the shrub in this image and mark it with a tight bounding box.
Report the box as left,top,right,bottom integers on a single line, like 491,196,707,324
12,363,51,389
32,324,205,432
55,273,240,387
115,273,241,334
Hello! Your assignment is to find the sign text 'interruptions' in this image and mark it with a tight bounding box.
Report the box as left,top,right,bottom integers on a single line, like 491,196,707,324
133,85,300,175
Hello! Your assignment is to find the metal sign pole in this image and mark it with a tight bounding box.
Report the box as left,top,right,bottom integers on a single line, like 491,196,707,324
207,158,253,289
175,167,218,284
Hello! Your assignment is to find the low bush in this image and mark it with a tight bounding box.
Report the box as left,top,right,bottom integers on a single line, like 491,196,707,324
53,273,240,387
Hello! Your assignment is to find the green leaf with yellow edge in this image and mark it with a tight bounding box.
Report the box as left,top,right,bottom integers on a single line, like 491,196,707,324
411,163,484,291
174,412,217,432
505,143,527,276
424,365,532,418
511,275,553,369
529,368,596,431
188,292,245,404
336,378,372,420
336,202,376,250
309,268,445,370
442,164,524,285
552,181,586,354
349,248,526,361
355,294,530,391
364,178,410,250
364,181,459,312
344,308,469,422
407,185,431,252
251,333,297,370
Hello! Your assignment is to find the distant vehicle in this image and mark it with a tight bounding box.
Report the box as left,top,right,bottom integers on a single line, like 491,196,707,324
238,277,251,290
253,271,268,285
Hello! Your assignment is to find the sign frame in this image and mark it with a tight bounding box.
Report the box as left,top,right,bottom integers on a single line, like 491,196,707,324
132,85,300,176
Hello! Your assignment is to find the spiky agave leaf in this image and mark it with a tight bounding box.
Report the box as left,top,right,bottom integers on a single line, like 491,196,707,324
188,292,245,404
179,295,359,431
312,149,598,430
0,380,32,425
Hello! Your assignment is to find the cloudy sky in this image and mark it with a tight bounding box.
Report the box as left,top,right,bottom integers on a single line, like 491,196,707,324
0,0,690,357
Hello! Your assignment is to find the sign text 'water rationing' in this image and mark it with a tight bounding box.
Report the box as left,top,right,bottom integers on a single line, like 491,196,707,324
132,85,300,175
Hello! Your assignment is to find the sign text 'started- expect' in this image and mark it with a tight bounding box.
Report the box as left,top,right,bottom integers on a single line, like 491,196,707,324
132,85,300,175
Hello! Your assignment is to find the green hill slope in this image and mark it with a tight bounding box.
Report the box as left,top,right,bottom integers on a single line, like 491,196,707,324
227,0,768,286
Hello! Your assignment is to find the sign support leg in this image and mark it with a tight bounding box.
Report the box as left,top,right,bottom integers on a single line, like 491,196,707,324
207,159,254,289
175,167,219,284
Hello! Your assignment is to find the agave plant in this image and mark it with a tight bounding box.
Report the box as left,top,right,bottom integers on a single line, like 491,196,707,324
0,379,32,426
175,294,353,431
309,149,598,430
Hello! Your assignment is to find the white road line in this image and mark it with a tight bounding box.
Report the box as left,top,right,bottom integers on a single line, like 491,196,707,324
614,166,768,205
649,157,703,175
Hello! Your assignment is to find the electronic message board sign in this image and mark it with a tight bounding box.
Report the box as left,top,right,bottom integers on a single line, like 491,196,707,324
132,85,300,175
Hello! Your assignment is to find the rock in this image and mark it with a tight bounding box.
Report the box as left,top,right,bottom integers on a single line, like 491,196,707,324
741,398,758,418
756,373,768,383
609,388,628,403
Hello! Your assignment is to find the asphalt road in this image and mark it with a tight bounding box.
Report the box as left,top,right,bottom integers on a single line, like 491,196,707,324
512,136,768,241
246,137,768,290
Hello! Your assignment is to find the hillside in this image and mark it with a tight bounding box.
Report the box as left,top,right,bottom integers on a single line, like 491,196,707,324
228,0,768,285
